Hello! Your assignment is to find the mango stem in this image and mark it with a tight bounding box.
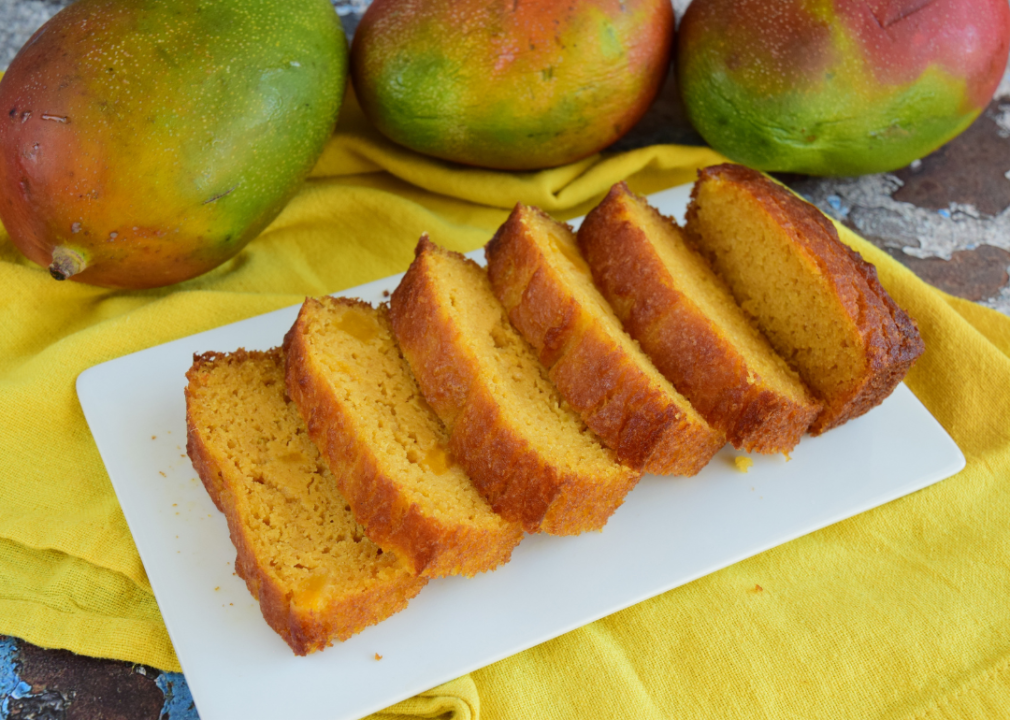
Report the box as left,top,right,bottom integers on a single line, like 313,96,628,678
49,246,87,281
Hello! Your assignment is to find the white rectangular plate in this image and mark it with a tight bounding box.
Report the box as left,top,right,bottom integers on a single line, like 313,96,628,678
78,184,965,720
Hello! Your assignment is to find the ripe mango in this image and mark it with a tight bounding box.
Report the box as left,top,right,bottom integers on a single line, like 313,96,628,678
0,0,348,289
677,0,1010,176
350,0,673,171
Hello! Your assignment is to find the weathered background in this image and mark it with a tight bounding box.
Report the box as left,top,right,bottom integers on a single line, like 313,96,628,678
1,0,1009,718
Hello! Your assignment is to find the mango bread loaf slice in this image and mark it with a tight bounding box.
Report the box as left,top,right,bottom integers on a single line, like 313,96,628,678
578,182,821,454
283,297,523,577
684,164,924,434
185,348,427,655
485,204,725,476
389,236,640,536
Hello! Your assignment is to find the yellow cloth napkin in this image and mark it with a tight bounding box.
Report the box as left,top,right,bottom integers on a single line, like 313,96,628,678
2,85,1009,719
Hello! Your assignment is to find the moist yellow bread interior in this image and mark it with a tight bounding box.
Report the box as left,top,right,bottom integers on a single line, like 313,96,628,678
184,348,426,655
286,297,521,575
687,174,867,404
425,247,625,480
624,190,814,407
310,301,490,519
525,209,713,433
684,164,924,433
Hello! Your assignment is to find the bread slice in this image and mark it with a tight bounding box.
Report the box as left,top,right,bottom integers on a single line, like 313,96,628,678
389,236,640,536
283,297,523,577
485,204,725,475
578,182,822,454
185,348,427,655
684,163,925,433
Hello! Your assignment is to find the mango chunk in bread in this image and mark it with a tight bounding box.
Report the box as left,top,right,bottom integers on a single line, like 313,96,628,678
185,348,427,655
485,204,725,475
389,236,640,536
283,297,523,577
684,164,924,433
578,182,821,454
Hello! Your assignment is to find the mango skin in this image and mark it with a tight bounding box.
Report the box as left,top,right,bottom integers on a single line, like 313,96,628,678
677,0,1010,176
351,0,674,171
0,0,347,289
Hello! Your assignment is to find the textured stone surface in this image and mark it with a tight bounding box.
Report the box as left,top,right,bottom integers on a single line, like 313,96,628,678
15,642,164,720
0,0,65,71
895,245,1010,303
0,636,197,720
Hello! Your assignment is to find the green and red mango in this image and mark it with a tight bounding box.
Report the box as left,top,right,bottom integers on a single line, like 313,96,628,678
0,0,347,289
678,0,1010,175
351,0,674,171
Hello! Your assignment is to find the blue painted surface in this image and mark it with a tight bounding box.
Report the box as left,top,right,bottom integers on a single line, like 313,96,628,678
0,636,201,719
156,671,201,720
0,636,26,720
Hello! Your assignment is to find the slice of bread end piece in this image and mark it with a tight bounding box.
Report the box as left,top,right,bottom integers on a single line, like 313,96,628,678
283,296,523,577
390,234,641,536
579,182,821,454
486,204,725,475
684,164,924,433
185,348,427,655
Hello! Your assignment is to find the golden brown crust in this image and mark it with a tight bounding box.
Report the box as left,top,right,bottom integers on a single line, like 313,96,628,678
184,349,427,655
485,205,724,475
686,164,924,433
282,298,522,577
389,236,640,535
380,243,473,428
578,182,821,453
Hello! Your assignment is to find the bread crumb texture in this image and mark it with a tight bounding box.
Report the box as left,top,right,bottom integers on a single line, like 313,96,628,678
486,203,725,475
390,236,640,536
578,182,822,454
283,296,523,578
685,164,923,433
184,348,427,655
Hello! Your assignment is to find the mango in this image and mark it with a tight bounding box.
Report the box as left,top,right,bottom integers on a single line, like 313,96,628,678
0,0,348,289
677,0,1010,176
350,0,673,171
